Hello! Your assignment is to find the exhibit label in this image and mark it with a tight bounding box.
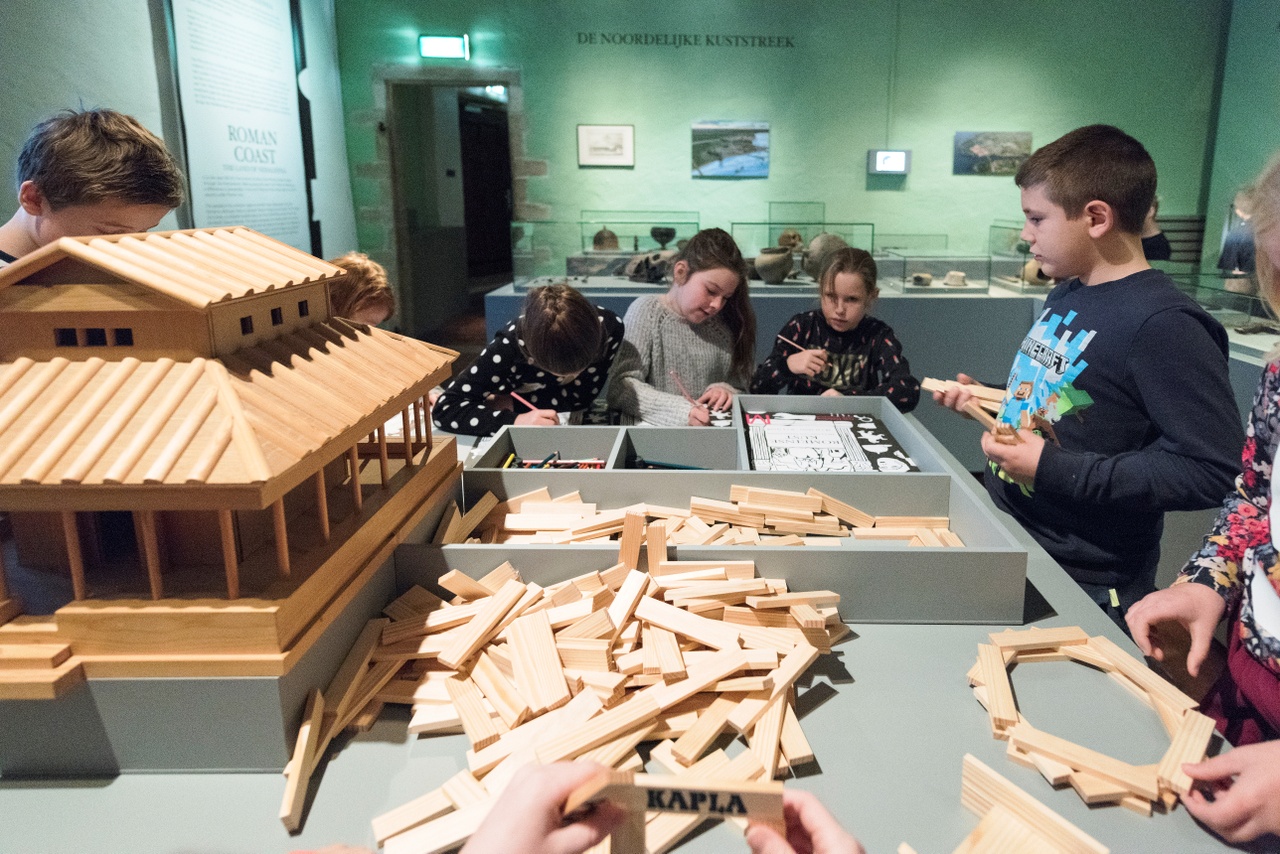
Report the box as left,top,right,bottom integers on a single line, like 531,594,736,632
576,32,795,49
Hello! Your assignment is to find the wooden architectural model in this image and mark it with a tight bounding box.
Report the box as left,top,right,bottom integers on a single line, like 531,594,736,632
286,517,852,843
0,227,458,696
967,627,1215,817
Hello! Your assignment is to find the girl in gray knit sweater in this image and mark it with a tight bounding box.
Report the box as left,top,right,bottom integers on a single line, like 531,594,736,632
607,228,756,426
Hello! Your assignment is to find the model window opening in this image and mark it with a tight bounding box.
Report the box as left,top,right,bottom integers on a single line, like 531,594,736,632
240,316,254,335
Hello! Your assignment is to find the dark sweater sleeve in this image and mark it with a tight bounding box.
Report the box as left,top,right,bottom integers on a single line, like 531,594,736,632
863,325,921,413
1035,308,1244,511
432,327,521,437
750,314,809,394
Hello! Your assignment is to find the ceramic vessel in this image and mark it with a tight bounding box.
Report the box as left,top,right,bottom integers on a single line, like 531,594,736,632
650,226,676,249
912,273,933,287
754,247,793,284
802,232,849,281
1021,259,1050,284
778,228,804,252
593,227,619,251
943,270,967,287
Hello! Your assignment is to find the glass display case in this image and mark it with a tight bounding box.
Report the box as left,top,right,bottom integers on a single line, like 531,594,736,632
872,233,948,256
509,220,581,279
987,220,1049,293
577,210,700,254
730,221,874,258
880,252,992,294
1171,272,1272,334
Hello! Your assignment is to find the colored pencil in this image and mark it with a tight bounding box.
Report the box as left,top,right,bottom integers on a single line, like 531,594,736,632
510,391,538,412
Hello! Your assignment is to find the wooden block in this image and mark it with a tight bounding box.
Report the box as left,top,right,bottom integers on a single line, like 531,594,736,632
779,700,814,767
599,561,632,591
788,603,825,629
445,676,501,750
1058,641,1112,670
508,609,571,714
520,500,597,516
618,511,646,570
960,753,1110,854
444,492,500,544
470,649,532,729
634,596,741,651
850,526,920,541
648,625,687,682
741,486,824,512
536,695,662,764
806,487,874,528
646,520,667,575
431,501,460,545
1068,769,1130,804
557,637,614,672
989,626,1090,651
323,618,389,728
437,579,528,670
381,798,491,854
750,692,787,779
637,649,751,713
607,569,651,643
406,702,463,735
279,689,325,833
436,569,493,602
468,688,603,779
665,578,770,606
937,529,966,547
1008,722,1158,801
383,586,445,622
670,695,736,766
372,785,453,845
1087,635,1198,714
962,398,998,429
977,643,1018,735
558,608,616,640
1156,710,1215,795
727,644,821,733
745,591,840,610
1031,751,1075,786
655,560,756,579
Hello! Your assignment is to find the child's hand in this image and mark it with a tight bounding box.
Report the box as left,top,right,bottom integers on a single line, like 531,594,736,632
1181,741,1280,843
932,373,981,414
1125,583,1226,678
820,388,843,398
699,385,733,412
980,428,1043,486
787,349,828,377
687,406,711,426
515,408,560,426
745,789,865,854
461,762,624,854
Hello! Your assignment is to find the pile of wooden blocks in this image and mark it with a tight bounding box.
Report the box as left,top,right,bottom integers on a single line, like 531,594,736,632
968,626,1216,817
281,515,851,850
444,485,965,549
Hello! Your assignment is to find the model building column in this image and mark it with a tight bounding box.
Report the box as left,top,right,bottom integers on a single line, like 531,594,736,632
272,498,291,577
61,511,87,600
314,468,330,542
401,408,415,466
375,427,390,486
347,446,363,513
218,509,240,599
135,510,166,600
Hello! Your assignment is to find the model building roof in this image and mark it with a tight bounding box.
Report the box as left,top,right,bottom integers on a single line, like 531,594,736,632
0,317,453,510
0,227,345,308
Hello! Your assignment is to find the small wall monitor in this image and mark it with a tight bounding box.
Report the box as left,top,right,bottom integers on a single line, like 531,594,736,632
868,149,910,175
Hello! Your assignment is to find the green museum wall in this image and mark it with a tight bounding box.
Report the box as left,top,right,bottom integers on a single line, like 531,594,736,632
335,0,1231,255
1202,0,1280,266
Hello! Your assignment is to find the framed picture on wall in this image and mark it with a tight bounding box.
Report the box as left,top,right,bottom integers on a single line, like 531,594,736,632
577,125,635,167
952,131,1032,175
692,121,770,178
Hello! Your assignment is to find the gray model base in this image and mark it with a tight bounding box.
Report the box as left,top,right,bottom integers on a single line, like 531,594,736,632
0,559,395,777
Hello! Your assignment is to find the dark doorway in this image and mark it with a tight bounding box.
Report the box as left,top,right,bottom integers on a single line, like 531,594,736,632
458,93,513,281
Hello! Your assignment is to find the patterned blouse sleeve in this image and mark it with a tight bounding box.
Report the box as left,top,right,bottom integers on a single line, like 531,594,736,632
432,326,520,437
865,324,921,413
1174,361,1278,605
750,315,806,394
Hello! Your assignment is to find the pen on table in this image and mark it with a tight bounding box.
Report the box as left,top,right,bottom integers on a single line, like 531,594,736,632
501,452,516,469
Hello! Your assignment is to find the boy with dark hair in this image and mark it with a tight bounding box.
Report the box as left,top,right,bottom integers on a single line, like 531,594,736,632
0,108,185,264
935,124,1243,624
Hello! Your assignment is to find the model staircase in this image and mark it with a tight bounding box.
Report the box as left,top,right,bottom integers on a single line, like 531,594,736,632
0,616,84,700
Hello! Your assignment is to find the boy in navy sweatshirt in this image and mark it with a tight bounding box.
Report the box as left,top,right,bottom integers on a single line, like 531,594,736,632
934,125,1243,624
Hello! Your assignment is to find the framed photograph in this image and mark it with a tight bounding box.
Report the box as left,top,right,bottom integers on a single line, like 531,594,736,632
577,125,634,167
953,132,1032,175
692,121,769,178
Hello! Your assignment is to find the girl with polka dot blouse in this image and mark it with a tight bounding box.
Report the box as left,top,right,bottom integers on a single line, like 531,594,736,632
432,283,624,437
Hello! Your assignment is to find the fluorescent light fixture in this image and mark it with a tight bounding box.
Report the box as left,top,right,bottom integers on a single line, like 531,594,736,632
868,149,910,175
419,34,470,60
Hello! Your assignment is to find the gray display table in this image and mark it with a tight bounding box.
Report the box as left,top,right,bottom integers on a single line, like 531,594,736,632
0,412,1249,853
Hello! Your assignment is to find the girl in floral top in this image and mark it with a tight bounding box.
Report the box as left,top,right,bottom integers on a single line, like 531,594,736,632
1126,154,1280,844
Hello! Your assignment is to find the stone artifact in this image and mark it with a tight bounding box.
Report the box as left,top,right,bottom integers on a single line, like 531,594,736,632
754,247,793,284
593,227,619,251
778,228,804,252
912,273,933,287
943,270,967,287
802,232,850,280
650,226,676,249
